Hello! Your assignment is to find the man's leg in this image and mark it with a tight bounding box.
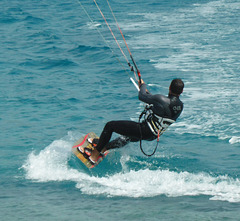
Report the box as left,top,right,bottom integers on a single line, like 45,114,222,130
104,136,131,150
91,120,141,161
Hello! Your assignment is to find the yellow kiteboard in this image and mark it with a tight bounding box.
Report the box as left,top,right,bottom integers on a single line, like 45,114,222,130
72,132,108,168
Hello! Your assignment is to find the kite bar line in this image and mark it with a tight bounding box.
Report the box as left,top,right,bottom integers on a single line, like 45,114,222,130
106,0,132,57
93,0,142,88
93,0,130,65
130,55,141,82
77,0,140,91
106,0,142,82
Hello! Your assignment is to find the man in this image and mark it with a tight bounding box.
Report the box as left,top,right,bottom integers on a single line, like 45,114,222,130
79,78,184,164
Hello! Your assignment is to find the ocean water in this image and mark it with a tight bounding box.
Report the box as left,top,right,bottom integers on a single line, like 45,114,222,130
1,0,240,220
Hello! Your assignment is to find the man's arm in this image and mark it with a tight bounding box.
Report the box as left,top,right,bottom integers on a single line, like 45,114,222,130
138,80,169,107
138,80,156,104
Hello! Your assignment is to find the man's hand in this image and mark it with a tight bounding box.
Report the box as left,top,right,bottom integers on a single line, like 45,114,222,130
138,79,145,87
138,79,150,93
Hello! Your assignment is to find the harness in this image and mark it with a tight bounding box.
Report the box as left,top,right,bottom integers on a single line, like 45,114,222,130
143,105,175,136
138,105,175,156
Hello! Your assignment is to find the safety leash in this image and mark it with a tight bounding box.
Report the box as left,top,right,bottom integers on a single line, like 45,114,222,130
138,107,160,157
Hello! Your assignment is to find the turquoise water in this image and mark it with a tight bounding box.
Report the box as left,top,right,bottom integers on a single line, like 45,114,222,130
1,0,240,220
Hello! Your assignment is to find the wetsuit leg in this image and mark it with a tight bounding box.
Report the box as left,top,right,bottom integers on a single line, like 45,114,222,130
105,136,131,150
96,120,154,152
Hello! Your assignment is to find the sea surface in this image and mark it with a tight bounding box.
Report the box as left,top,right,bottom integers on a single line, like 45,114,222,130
1,0,240,220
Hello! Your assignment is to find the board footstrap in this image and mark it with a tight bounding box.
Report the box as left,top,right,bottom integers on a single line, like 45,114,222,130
72,132,108,168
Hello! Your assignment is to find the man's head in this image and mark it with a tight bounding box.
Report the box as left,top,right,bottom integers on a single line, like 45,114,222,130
169,79,184,96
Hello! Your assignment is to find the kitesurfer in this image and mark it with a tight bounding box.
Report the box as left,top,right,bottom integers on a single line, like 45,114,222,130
80,78,184,164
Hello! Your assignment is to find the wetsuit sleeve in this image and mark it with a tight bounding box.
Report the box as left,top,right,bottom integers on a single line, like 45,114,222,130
138,83,174,118
138,83,183,120
138,83,158,104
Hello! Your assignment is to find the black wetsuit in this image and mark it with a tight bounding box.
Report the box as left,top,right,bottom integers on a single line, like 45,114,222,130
96,83,183,152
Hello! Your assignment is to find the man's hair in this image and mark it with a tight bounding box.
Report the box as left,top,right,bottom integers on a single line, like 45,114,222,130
170,79,184,95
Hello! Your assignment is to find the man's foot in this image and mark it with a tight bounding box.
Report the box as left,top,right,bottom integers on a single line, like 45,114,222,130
78,146,92,157
87,138,107,155
88,138,99,147
90,148,102,162
89,156,97,165
89,154,103,165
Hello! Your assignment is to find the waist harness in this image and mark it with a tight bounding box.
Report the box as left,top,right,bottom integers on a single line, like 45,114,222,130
139,105,175,137
138,105,175,157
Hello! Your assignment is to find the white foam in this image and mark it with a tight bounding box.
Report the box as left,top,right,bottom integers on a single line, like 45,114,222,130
75,169,240,202
229,136,240,144
22,132,82,182
87,22,101,29
22,133,240,202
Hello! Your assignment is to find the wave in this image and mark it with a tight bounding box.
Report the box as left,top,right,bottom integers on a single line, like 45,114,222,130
76,169,240,203
229,136,240,145
22,132,240,203
69,44,109,55
19,58,77,70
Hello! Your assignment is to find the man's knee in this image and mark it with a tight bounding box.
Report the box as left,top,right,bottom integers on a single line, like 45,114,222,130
104,121,116,131
105,121,117,129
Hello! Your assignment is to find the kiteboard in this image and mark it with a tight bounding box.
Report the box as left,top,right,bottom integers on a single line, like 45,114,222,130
72,132,108,168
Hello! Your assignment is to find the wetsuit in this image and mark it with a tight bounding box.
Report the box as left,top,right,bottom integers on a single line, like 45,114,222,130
96,83,183,152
